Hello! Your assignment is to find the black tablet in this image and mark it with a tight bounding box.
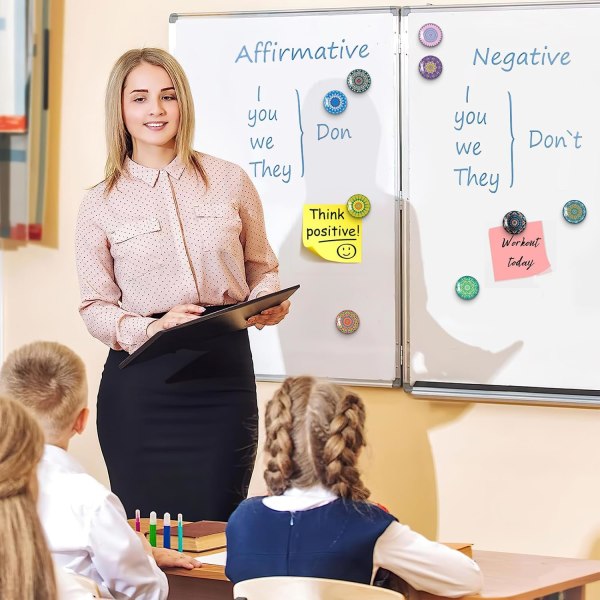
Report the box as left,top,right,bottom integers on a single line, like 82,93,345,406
119,285,299,369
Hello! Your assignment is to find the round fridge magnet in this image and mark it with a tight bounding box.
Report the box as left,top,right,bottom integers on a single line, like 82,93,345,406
347,194,371,218
323,90,348,115
347,69,372,93
563,200,586,224
335,310,360,334
502,211,527,235
418,23,443,47
455,276,480,300
418,55,443,80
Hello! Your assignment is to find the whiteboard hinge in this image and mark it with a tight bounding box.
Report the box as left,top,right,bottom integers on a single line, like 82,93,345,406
397,34,402,55
399,344,403,366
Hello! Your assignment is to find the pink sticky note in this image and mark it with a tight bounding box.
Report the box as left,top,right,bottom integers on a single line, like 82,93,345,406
488,221,551,281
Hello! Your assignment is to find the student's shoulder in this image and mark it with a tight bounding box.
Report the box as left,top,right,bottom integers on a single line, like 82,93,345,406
43,468,115,514
227,496,267,522
340,499,398,524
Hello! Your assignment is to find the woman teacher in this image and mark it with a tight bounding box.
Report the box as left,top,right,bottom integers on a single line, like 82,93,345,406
75,48,289,521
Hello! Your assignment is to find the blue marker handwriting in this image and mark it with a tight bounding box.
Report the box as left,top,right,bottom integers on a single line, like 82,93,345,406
236,40,369,64
472,46,571,73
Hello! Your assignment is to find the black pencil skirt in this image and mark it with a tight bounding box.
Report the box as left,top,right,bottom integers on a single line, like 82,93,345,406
96,325,258,522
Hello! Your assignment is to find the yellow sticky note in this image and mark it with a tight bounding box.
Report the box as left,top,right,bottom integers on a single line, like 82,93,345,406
302,204,362,263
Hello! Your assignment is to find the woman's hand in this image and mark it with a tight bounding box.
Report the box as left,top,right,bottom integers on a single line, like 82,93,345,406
247,300,290,330
146,304,205,338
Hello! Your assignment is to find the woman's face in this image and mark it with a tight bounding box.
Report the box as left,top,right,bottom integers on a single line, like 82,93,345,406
122,62,180,155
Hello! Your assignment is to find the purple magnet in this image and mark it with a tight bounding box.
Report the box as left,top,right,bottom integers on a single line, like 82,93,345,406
419,55,443,80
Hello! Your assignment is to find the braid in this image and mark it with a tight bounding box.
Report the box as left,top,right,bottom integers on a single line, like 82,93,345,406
263,380,296,495
322,391,370,501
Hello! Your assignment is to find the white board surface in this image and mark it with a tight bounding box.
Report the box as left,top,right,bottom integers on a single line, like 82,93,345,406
171,9,400,384
402,3,600,398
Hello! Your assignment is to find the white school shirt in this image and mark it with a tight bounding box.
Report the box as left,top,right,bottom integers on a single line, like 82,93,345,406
262,484,483,598
38,445,168,600
54,565,97,600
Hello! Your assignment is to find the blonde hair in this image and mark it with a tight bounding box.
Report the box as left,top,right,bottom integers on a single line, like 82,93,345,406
0,341,87,442
104,47,207,194
0,394,57,600
264,376,369,501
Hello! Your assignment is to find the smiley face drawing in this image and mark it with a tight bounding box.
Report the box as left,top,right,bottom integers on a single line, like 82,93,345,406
337,243,357,260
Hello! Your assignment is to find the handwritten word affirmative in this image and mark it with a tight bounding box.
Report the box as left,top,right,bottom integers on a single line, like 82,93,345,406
235,40,369,64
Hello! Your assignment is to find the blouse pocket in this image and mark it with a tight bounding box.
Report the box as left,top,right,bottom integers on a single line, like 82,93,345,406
194,205,242,252
112,218,161,243
109,218,166,282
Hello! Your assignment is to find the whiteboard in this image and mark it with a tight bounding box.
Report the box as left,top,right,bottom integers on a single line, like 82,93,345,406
402,3,600,403
171,9,401,385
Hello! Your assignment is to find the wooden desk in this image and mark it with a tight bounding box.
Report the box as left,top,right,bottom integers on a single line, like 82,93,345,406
130,518,232,600
163,550,600,600
413,551,600,600
130,520,600,600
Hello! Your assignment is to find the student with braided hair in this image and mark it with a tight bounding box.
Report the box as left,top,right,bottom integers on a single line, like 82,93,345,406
225,376,483,596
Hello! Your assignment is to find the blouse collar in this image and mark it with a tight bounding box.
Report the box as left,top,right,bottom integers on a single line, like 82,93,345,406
125,155,185,187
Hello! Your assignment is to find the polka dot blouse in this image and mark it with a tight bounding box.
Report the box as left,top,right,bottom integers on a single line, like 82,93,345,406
75,153,280,354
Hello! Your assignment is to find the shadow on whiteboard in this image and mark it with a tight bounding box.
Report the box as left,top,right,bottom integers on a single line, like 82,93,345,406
408,208,524,386
276,79,396,381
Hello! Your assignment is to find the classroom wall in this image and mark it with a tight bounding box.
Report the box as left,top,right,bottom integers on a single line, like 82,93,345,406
3,0,600,595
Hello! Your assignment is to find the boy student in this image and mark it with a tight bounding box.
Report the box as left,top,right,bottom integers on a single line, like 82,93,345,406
0,341,198,600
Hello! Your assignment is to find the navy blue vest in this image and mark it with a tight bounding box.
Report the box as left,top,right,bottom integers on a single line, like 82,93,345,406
225,496,396,584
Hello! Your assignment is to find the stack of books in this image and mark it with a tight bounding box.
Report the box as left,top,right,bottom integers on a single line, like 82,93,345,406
150,520,227,552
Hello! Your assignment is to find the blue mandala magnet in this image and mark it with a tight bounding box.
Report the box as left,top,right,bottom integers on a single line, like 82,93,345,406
336,310,360,334
563,200,586,224
503,211,527,235
419,23,443,47
347,194,371,218
419,55,443,80
347,69,371,93
455,276,479,300
323,90,348,115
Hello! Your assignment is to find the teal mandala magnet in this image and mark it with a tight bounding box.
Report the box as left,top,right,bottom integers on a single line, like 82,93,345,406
336,310,360,334
503,211,527,235
455,276,479,300
347,194,371,218
563,200,586,224
347,69,371,93
323,90,348,115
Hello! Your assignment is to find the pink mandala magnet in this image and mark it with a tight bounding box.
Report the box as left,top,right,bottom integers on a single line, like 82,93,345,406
419,55,443,80
336,310,360,334
418,23,443,47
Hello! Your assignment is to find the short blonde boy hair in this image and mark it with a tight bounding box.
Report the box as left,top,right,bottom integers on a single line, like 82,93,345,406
0,341,87,441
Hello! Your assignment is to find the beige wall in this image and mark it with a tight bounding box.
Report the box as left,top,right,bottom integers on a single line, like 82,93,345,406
4,0,600,595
